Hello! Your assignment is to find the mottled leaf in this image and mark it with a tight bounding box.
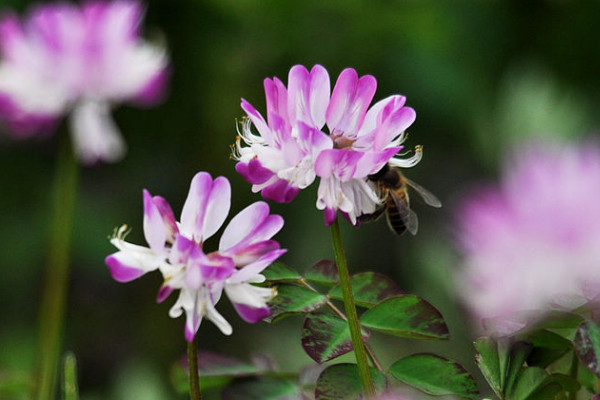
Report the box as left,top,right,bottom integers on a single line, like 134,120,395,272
262,262,301,283
474,337,503,398
389,353,478,399
359,295,448,340
314,364,387,400
329,272,402,308
302,313,370,364
265,285,327,323
222,377,300,400
574,321,600,378
304,259,339,286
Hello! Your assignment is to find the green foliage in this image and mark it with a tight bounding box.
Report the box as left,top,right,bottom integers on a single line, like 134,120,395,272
304,260,339,287
301,313,369,364
328,272,402,309
359,295,449,340
314,364,387,400
389,353,478,399
265,285,328,323
262,262,302,283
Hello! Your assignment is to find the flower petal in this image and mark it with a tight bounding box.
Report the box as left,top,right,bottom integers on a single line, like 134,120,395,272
287,64,330,128
105,248,161,282
219,201,284,252
235,158,274,185
143,189,166,253
69,100,126,165
261,178,300,203
225,282,275,322
326,68,377,137
229,248,287,283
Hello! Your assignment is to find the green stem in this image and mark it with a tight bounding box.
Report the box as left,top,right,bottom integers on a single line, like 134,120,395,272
36,138,79,400
187,337,202,400
62,352,79,400
329,219,375,397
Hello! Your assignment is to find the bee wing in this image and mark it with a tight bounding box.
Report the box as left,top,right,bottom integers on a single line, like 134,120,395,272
405,178,442,208
389,190,419,235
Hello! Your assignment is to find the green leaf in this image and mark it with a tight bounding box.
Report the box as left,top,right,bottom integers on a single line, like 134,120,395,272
329,272,402,308
221,377,300,400
170,352,268,393
522,329,572,368
62,352,79,400
510,367,555,400
314,364,387,400
474,337,503,398
265,285,327,323
301,313,370,364
305,259,339,286
550,373,580,392
359,295,449,340
504,341,533,396
262,262,301,283
389,353,479,399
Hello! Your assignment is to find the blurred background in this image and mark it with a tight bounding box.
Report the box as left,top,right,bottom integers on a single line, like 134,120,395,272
1,0,600,398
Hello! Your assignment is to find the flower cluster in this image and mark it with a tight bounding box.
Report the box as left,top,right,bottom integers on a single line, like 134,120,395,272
233,64,420,225
0,0,168,164
105,172,286,341
457,141,600,336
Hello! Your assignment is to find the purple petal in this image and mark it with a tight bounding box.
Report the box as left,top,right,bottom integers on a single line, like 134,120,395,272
0,94,58,137
219,201,284,251
314,149,363,181
287,64,330,128
133,65,170,106
169,234,197,265
324,207,337,226
233,304,270,323
360,95,406,137
235,158,274,185
196,253,235,282
105,253,146,282
326,68,377,136
180,172,231,243
261,179,300,203
226,239,281,267
202,176,231,241
143,189,166,252
229,248,287,283
354,147,400,178
157,285,174,303
264,77,289,129
151,195,178,241
0,15,24,61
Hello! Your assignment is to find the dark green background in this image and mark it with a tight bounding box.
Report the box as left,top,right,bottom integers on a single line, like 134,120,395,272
1,1,599,398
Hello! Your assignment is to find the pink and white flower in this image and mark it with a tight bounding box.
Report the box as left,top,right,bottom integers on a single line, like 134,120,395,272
105,172,286,341
457,141,600,336
0,0,169,164
234,64,420,225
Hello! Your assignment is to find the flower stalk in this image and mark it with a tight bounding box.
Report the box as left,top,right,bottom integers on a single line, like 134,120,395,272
36,135,79,400
329,219,375,397
187,336,202,400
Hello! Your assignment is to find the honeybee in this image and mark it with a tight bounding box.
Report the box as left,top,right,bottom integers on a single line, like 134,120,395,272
360,163,441,235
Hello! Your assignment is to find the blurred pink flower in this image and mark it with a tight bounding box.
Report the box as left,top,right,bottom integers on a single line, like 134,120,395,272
0,0,169,164
105,172,286,341
458,141,600,335
233,64,420,225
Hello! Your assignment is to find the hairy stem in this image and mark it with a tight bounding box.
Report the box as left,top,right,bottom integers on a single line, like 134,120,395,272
188,337,202,400
36,138,79,400
329,219,375,397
